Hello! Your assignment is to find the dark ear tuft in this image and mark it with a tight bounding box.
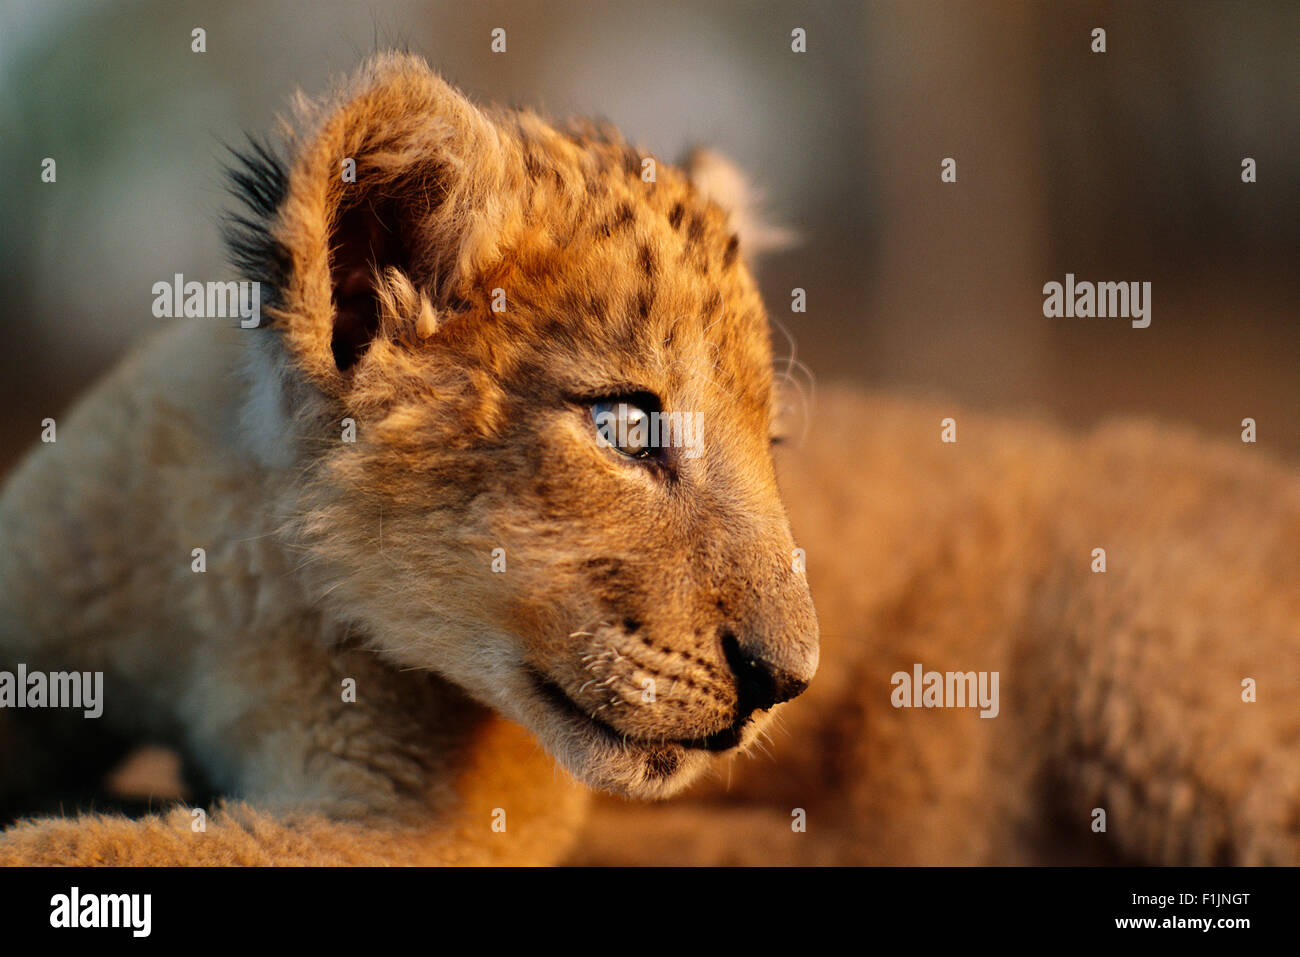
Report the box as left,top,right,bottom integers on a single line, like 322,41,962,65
222,136,291,311
244,55,514,391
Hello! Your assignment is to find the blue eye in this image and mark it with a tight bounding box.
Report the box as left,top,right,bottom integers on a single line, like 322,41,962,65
591,400,653,458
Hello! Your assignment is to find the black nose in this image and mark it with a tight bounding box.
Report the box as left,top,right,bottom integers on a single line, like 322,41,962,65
721,632,809,716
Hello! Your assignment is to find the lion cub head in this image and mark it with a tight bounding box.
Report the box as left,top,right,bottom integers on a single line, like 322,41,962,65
232,54,818,799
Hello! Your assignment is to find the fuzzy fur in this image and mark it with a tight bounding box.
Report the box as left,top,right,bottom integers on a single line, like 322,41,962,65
1,54,1296,866
0,53,816,863
573,391,1300,864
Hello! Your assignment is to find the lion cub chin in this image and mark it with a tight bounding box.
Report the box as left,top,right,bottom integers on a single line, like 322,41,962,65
0,53,818,864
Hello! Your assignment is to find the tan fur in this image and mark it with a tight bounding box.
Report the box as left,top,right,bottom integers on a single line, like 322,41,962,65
2,55,1296,866
0,54,816,863
572,390,1300,864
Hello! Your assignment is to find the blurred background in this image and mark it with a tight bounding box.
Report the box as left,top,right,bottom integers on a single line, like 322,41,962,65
1,0,1297,476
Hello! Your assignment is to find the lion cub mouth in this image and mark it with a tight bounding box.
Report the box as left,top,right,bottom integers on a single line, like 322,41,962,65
529,670,749,754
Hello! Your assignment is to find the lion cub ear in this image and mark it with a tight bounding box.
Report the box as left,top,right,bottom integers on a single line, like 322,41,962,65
681,148,797,264
252,54,513,392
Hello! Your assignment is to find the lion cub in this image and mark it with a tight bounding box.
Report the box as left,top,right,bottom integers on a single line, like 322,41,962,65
0,54,818,864
4,54,1295,868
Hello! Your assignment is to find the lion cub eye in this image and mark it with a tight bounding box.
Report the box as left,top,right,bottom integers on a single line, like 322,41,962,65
591,400,656,459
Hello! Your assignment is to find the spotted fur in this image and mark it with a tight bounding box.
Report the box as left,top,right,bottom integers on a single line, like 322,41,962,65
0,53,816,863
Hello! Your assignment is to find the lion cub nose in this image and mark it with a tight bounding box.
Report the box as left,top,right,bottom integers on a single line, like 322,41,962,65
721,632,810,715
